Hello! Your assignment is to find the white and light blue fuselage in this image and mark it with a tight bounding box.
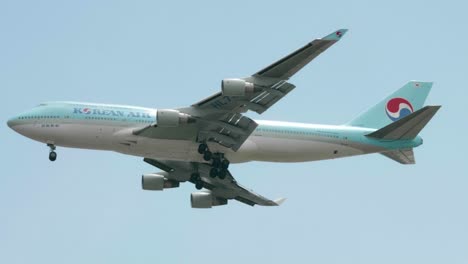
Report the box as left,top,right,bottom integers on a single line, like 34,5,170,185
7,101,422,164
5,29,440,208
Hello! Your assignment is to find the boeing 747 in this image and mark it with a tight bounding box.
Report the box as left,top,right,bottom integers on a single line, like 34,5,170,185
7,29,440,208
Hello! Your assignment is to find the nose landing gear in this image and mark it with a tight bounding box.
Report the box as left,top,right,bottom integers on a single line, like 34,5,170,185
48,144,57,162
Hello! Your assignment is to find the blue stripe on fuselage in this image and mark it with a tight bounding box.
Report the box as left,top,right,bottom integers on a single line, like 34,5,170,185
25,101,156,124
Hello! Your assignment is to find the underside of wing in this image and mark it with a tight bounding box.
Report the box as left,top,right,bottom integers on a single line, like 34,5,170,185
143,158,284,208
192,80,296,114
196,112,258,151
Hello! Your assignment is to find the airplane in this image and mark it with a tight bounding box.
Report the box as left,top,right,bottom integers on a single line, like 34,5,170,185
7,29,441,208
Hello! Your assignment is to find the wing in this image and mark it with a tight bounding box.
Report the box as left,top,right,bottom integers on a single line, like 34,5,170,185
144,158,285,207
254,28,348,79
192,28,348,114
136,29,348,151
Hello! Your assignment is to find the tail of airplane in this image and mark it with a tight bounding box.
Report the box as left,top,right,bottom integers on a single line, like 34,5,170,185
347,81,433,129
366,105,441,164
347,81,441,164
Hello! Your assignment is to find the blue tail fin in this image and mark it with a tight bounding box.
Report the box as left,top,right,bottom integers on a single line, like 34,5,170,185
346,81,433,128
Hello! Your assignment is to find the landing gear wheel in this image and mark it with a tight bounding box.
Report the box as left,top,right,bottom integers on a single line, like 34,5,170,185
209,167,218,178
212,158,221,168
190,173,200,183
49,151,57,162
198,143,208,154
221,159,230,169
195,181,204,190
203,151,212,161
218,169,227,179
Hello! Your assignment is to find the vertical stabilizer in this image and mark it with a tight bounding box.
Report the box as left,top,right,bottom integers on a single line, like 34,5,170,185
347,81,433,128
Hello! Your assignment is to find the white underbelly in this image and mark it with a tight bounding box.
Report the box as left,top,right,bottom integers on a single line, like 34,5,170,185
12,123,112,150
28,123,364,164
244,136,364,162
112,137,257,164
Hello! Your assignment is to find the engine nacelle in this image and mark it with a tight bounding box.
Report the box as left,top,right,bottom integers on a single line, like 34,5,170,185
190,191,228,208
142,172,180,191
156,109,193,127
221,78,255,97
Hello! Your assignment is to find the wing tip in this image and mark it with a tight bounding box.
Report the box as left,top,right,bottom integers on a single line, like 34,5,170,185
322,29,349,41
273,197,287,206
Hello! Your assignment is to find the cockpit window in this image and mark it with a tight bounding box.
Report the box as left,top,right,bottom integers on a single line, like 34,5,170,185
37,103,47,107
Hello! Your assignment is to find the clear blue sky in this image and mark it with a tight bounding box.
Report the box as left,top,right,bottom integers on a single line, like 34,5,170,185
1,0,467,263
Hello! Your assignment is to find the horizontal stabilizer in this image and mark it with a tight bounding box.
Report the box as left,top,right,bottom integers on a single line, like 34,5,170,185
366,105,441,140
381,148,415,164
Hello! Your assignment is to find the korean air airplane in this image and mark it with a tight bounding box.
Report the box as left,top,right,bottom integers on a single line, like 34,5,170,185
7,29,440,208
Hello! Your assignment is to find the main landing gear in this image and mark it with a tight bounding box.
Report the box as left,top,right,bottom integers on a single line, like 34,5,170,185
190,172,204,190
48,144,57,162
197,143,229,180
190,143,230,190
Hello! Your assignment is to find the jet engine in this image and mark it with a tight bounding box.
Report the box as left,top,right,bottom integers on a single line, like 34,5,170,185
142,172,180,191
221,78,257,97
156,109,194,127
190,191,228,208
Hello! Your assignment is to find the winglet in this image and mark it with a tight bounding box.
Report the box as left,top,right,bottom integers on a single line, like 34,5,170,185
322,29,348,41
273,198,287,206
